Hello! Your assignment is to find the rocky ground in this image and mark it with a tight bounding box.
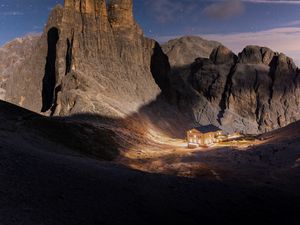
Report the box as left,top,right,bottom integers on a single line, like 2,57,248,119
0,100,300,225
119,127,300,191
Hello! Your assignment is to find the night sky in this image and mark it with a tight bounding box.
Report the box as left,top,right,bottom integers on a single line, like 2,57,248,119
1,0,300,64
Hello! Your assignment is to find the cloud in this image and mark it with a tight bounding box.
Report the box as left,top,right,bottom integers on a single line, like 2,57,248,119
204,27,300,66
149,0,182,23
146,0,197,23
0,11,24,16
157,27,300,66
32,25,43,31
146,0,300,24
282,20,300,26
243,0,300,4
202,0,245,20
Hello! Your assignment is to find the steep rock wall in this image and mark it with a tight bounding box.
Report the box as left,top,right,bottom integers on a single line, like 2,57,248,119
166,43,300,134
5,0,170,119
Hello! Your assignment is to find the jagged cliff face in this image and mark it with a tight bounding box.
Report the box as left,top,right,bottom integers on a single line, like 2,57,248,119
0,36,40,100
3,2,300,135
5,0,169,118
166,42,300,134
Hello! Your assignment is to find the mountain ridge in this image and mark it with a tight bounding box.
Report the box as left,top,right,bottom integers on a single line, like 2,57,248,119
0,1,300,223
162,40,300,134
0,1,300,135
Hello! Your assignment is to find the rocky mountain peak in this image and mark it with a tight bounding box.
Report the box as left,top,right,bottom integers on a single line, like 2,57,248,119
238,45,298,70
162,36,220,67
277,53,298,71
238,45,275,65
209,45,237,65
163,36,300,134
108,0,135,28
64,0,93,14
3,2,300,136
64,0,106,15
4,0,168,117
63,0,139,32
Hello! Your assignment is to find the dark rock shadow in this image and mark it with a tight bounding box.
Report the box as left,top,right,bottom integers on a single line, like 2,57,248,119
150,42,171,92
41,27,59,113
0,92,193,162
65,29,74,75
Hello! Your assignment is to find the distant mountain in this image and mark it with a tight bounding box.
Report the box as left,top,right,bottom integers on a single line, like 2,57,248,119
162,36,220,68
163,39,300,134
0,35,40,100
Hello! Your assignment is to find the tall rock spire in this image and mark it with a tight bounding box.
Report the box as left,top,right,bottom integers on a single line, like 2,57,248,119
64,0,81,11
62,0,96,14
5,0,169,117
84,0,95,14
108,0,135,29
95,0,108,19
64,0,74,8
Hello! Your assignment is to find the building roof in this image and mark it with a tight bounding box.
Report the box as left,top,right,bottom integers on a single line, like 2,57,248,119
193,125,221,134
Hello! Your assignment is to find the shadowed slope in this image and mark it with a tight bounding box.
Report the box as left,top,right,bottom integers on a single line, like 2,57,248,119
0,100,119,160
0,100,299,225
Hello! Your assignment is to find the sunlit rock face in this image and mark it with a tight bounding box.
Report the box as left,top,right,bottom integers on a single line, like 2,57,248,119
164,42,300,134
5,0,169,118
108,0,136,29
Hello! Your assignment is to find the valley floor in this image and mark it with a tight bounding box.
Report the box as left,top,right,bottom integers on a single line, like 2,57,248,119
119,137,261,179
118,128,300,196
0,101,299,225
